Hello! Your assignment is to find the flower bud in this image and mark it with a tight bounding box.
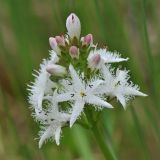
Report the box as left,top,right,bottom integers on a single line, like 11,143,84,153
49,37,61,55
46,64,66,76
82,34,93,46
69,46,79,59
66,13,81,39
55,36,65,46
88,53,101,70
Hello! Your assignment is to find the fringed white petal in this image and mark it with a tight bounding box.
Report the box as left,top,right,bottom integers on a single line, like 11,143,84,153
116,94,127,109
124,87,147,97
69,64,83,90
70,100,85,127
39,126,52,148
86,80,103,93
86,95,113,108
56,92,73,102
100,49,129,63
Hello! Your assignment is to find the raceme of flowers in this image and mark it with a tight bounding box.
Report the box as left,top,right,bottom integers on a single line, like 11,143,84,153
28,13,147,148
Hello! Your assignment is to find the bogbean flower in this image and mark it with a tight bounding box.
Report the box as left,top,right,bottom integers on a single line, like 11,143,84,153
99,65,147,109
56,65,113,127
36,98,70,148
28,13,147,147
87,48,129,70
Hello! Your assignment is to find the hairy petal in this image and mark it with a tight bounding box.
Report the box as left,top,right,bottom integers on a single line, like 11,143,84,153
69,64,83,90
124,87,147,97
70,100,85,127
116,94,126,109
56,92,73,102
86,80,103,93
39,126,52,148
86,95,113,108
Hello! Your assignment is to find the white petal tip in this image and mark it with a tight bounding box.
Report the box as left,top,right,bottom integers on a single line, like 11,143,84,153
56,142,60,146
108,104,113,108
38,143,42,149
70,119,75,128
125,58,129,61
105,103,113,108
142,93,148,97
70,122,74,128
123,105,127,110
137,92,148,97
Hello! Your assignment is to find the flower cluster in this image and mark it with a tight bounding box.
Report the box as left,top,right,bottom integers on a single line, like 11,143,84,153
28,13,147,148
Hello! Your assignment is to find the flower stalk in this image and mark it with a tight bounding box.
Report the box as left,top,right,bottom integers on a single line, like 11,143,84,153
85,107,117,160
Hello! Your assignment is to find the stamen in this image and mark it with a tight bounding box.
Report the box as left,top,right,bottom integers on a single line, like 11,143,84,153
71,93,75,97
115,81,120,86
80,91,86,97
89,84,93,88
68,81,72,85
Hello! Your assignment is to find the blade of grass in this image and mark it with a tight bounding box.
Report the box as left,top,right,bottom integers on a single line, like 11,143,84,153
130,106,151,160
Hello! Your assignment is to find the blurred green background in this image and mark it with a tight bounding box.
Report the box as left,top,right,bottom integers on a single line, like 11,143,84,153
0,0,160,159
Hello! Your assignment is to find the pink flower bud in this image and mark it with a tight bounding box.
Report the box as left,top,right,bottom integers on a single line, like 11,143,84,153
88,53,101,70
92,54,101,64
49,37,57,49
46,64,66,76
83,34,93,45
69,46,79,59
49,37,61,55
66,13,81,39
55,36,65,46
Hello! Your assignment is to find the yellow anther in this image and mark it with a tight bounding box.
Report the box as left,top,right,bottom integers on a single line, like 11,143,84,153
80,91,86,97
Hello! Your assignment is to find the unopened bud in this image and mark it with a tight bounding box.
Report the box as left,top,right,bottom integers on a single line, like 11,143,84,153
55,36,65,46
69,46,79,59
49,37,61,55
83,34,93,45
49,37,57,49
66,13,81,39
46,64,66,76
88,53,101,70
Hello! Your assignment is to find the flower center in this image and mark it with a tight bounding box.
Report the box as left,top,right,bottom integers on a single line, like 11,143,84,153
80,91,86,97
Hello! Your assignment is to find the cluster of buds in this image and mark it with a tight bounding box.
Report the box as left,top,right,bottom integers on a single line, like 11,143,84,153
28,13,147,148
49,14,93,64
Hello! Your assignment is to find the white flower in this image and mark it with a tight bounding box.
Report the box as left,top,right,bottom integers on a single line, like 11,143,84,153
87,49,128,70
28,51,62,114
28,62,55,115
28,12,147,148
37,103,70,148
99,65,147,109
66,13,81,39
56,65,113,127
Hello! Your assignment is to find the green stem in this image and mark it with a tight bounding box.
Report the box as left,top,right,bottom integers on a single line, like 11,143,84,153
85,108,117,160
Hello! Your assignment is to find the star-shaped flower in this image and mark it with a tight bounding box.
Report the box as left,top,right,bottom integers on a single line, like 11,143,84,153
28,51,67,115
99,65,147,109
87,48,128,70
56,65,113,127
37,102,70,148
